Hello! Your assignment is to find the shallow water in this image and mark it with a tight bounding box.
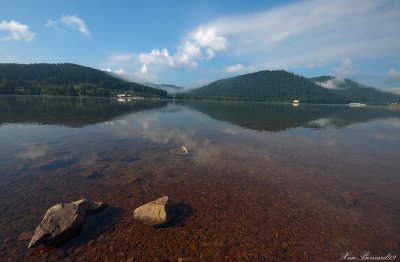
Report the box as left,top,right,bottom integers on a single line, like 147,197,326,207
0,96,399,261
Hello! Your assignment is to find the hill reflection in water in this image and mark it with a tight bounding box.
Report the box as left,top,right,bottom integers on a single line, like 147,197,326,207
1,96,399,132
0,96,167,127
177,100,400,132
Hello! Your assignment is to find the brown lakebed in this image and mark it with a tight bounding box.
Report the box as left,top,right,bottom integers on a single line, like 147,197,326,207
0,96,399,261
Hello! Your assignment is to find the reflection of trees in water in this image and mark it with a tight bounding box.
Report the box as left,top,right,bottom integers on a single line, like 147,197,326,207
0,96,167,127
178,101,400,132
1,97,399,131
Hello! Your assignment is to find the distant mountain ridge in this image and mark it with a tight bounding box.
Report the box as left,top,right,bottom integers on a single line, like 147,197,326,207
0,63,167,98
185,70,399,105
1,64,399,105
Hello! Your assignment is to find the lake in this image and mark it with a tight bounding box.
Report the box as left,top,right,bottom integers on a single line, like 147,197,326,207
0,96,399,261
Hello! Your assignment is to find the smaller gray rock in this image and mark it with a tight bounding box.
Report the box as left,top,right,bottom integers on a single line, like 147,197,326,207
133,196,174,226
28,199,106,248
17,231,33,241
342,191,358,207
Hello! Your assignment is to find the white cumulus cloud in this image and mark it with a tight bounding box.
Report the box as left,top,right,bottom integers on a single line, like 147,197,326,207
114,69,125,75
319,77,345,89
175,41,202,66
140,64,148,75
333,58,356,78
224,64,257,74
45,19,66,33
100,67,127,78
136,26,228,75
139,48,173,67
0,20,34,41
134,64,158,83
61,15,90,36
386,69,400,82
224,64,244,73
100,67,111,72
45,15,90,37
192,27,228,53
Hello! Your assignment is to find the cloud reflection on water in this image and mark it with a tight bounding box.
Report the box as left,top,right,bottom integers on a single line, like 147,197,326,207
17,143,49,159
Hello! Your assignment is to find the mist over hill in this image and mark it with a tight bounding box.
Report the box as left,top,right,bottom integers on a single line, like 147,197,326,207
145,83,184,94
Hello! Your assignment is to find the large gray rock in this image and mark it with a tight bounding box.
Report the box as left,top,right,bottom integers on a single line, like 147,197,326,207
133,196,174,226
28,199,106,248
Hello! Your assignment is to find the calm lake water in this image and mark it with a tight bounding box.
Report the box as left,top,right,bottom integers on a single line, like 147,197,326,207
0,96,399,261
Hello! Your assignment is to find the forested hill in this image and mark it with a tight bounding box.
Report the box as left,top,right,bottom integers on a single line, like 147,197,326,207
187,70,400,105
189,70,344,103
0,63,167,98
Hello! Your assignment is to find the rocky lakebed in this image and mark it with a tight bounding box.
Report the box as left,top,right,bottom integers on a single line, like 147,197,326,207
1,143,399,261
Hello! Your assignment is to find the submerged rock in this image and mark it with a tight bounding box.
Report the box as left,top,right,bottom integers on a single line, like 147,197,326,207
28,199,107,248
33,158,73,170
17,231,33,241
342,191,358,207
133,177,144,184
85,170,105,180
133,196,174,226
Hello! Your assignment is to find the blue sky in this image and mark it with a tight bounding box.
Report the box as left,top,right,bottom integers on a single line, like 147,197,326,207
1,0,400,92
